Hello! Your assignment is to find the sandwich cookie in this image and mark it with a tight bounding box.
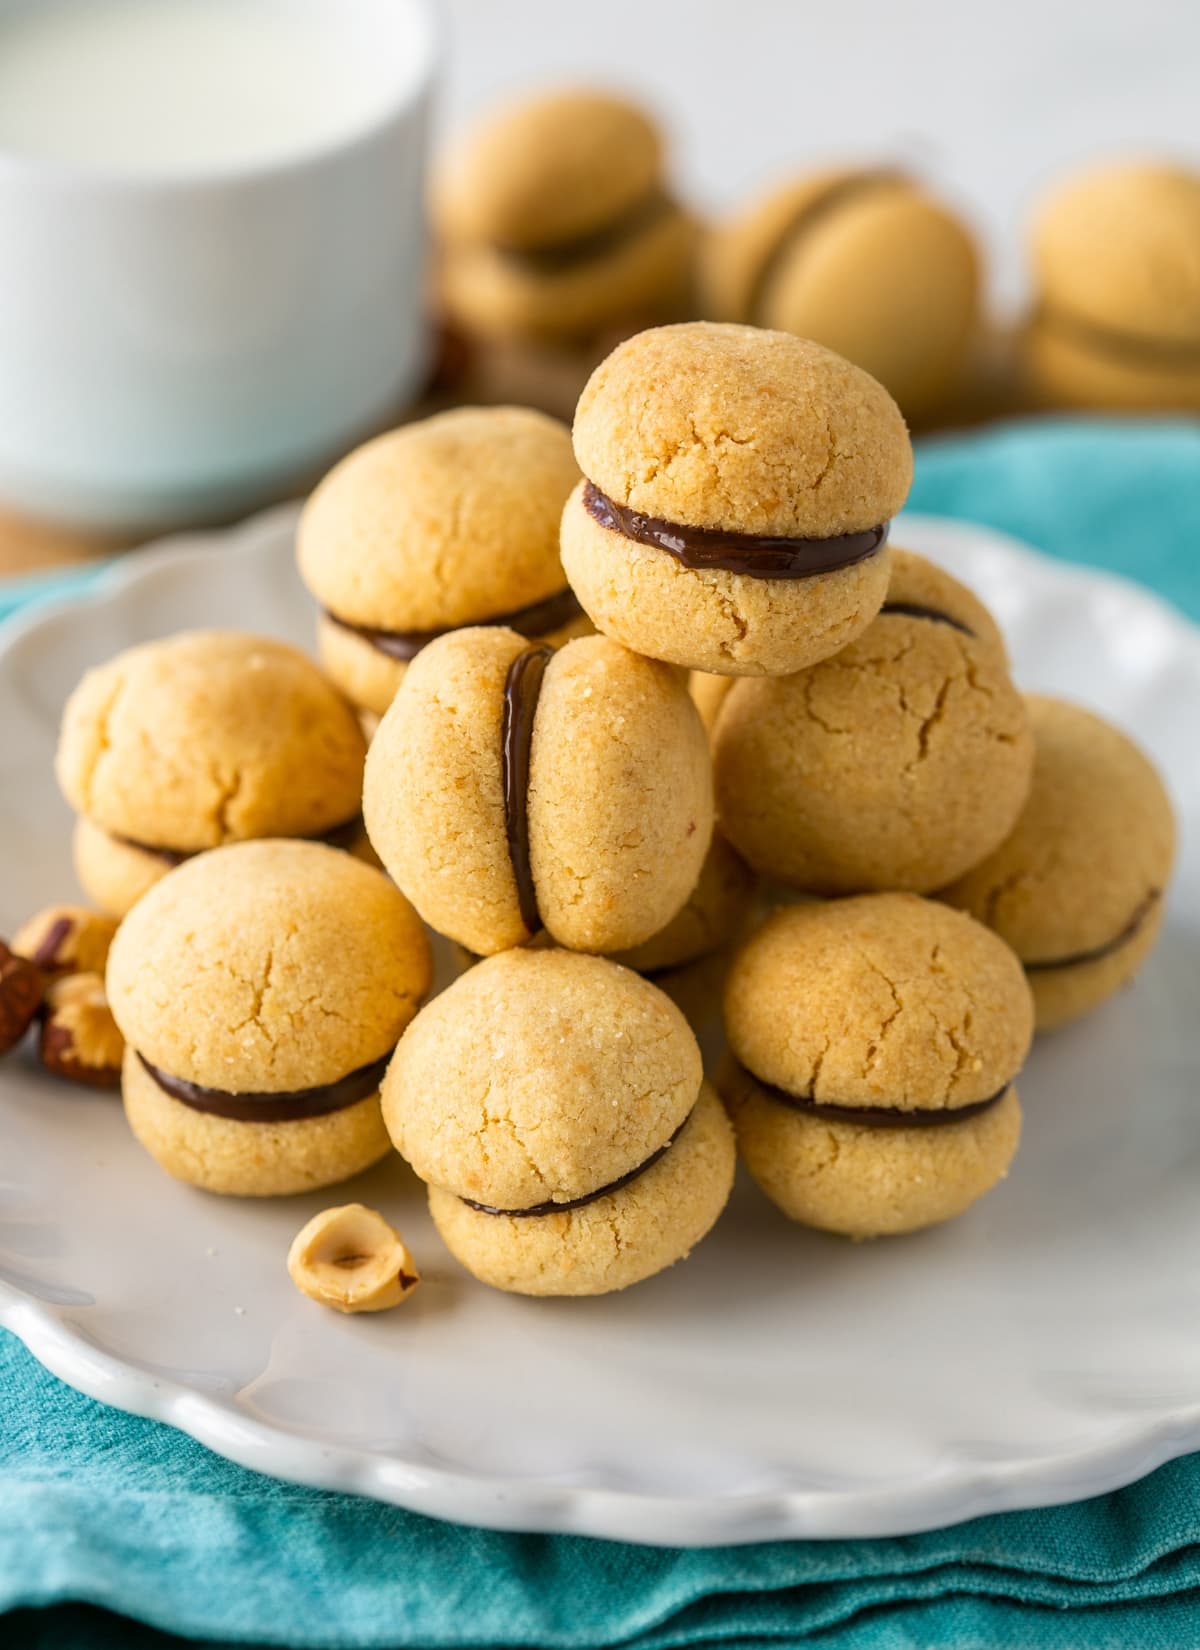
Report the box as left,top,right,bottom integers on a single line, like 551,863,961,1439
713,551,1031,893
56,632,369,917
1023,162,1200,411
722,895,1032,1238
383,948,735,1295
434,88,697,346
560,323,912,675
940,696,1176,1031
363,627,713,956
106,841,431,1196
298,406,585,717
702,169,981,421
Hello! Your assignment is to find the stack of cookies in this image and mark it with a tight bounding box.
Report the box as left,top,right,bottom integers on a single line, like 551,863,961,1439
29,319,1175,1309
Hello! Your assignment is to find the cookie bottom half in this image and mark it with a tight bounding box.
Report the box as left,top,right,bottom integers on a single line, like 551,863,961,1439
1028,897,1166,1032
1022,318,1200,413
560,486,891,676
428,1083,735,1295
74,817,169,917
122,1049,392,1197
725,1068,1022,1239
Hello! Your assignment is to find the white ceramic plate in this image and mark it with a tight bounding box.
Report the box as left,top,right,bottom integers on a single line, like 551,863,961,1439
1,506,1198,1547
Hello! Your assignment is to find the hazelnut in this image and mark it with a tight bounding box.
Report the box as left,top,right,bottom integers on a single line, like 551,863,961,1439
39,972,124,1089
287,1204,420,1314
13,905,119,977
0,941,43,1054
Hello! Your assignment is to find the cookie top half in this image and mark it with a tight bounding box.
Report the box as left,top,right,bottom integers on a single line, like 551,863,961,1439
433,88,664,251
1032,161,1200,343
56,631,366,852
107,840,431,1093
383,948,702,1209
940,696,1177,964
725,894,1033,1113
572,322,912,538
298,406,579,630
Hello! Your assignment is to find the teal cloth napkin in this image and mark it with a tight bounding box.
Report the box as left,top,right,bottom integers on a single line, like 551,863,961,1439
3,415,1200,1650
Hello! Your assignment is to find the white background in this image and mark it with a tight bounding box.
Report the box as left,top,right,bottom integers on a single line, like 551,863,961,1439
440,0,1200,307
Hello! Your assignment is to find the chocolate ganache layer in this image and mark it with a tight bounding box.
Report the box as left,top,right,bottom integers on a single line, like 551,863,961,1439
110,813,364,869
494,189,675,274
501,644,552,935
737,1063,1010,1128
582,480,888,580
324,585,582,664
460,1109,693,1217
139,1050,392,1123
1023,889,1162,973
879,601,975,637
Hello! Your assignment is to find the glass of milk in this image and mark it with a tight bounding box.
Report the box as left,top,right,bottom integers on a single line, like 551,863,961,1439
0,0,438,529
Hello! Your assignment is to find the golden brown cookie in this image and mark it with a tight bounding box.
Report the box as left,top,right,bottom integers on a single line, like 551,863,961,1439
363,627,713,956
383,948,735,1294
561,323,911,675
722,895,1032,1237
434,88,697,345
609,831,755,975
298,406,585,716
106,840,432,1196
702,169,981,420
712,551,1031,893
940,696,1176,1031
1022,162,1200,411
56,632,368,916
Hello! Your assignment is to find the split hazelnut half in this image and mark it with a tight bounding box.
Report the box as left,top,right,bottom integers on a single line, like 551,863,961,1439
287,1204,420,1314
39,972,124,1089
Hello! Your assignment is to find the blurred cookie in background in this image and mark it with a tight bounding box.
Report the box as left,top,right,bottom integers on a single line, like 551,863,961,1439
701,169,982,425
431,86,699,418
1021,160,1200,413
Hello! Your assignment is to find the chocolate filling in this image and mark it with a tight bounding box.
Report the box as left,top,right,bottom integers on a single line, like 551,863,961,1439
501,645,552,934
582,481,888,580
461,1109,693,1217
1023,889,1161,974
110,814,364,869
747,170,906,323
324,586,582,664
737,1063,1010,1128
139,1050,391,1123
494,188,674,274
880,601,975,637
1037,306,1200,369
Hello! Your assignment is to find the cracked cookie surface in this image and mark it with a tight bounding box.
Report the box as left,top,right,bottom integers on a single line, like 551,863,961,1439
721,894,1032,1236
712,551,1032,892
107,841,431,1195
561,323,910,675
107,840,431,1094
56,632,367,905
940,695,1176,1030
384,947,703,1209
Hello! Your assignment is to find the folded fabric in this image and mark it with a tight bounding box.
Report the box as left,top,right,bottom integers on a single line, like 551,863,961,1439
2,414,1199,1650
